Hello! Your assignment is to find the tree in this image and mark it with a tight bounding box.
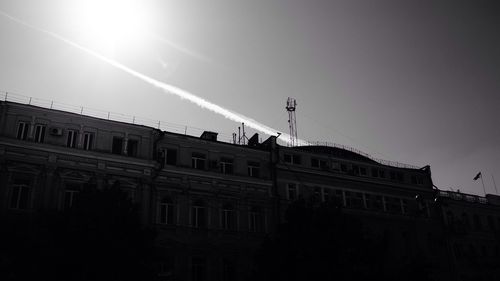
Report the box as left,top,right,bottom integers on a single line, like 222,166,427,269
0,182,156,281
253,199,386,281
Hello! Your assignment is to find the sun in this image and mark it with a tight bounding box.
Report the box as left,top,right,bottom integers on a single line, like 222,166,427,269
71,0,153,56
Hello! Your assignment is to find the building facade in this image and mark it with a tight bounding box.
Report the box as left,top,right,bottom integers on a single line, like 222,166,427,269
1,100,499,280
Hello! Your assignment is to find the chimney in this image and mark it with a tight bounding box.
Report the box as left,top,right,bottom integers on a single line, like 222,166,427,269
248,133,259,147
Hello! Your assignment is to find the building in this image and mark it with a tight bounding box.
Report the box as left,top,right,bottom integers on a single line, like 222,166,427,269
1,99,499,280
436,191,500,281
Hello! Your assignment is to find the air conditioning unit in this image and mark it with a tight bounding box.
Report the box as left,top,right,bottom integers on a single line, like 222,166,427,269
49,127,63,136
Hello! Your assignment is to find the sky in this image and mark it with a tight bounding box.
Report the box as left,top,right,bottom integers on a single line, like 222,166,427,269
0,0,499,196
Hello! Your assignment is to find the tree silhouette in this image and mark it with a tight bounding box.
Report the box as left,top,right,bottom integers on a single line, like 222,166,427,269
253,199,386,281
1,181,156,281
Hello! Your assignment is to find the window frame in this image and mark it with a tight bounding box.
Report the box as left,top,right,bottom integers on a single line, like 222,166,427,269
16,121,29,140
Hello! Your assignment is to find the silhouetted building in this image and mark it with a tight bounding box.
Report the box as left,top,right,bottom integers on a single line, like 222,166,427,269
1,100,499,281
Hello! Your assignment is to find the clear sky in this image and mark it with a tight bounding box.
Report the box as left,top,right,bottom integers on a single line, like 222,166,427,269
0,0,499,196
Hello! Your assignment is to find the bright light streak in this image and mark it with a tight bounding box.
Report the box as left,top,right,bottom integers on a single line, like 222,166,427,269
0,10,307,144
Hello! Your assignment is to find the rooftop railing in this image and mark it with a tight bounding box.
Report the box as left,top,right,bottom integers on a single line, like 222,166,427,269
303,141,420,169
1,90,235,142
2,90,421,170
438,190,489,204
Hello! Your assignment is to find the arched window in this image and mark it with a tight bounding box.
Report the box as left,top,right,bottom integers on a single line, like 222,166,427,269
192,200,206,228
160,196,175,225
221,204,235,230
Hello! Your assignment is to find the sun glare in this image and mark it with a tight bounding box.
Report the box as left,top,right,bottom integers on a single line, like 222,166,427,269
72,0,152,56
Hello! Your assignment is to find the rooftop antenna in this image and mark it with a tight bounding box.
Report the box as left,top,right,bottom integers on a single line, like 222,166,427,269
286,97,298,147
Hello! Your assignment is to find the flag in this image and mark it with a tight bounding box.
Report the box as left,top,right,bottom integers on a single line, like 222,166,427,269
473,172,482,181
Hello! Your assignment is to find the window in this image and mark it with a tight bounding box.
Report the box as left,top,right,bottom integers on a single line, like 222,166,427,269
112,137,123,154
365,194,384,211
16,122,28,140
360,167,367,176
411,175,424,185
461,213,470,228
284,154,301,164
163,148,177,165
220,158,234,174
83,132,94,150
221,204,235,230
385,197,402,214
345,191,364,209
287,183,298,201
322,188,330,202
391,171,405,182
127,139,138,157
247,161,260,178
9,179,31,209
64,189,79,210
340,163,348,172
313,187,321,201
222,258,236,281
401,199,408,215
487,215,496,231
352,165,360,175
372,168,386,178
159,197,175,225
158,257,174,279
66,130,77,148
191,152,206,170
191,200,206,228
191,257,206,281
249,207,263,232
473,214,483,230
34,124,46,143
311,158,319,168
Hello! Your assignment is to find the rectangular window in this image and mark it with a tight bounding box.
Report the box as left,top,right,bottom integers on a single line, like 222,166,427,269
191,152,206,170
284,154,301,165
249,208,263,232
287,183,298,201
366,194,384,211
221,205,235,230
16,122,28,140
247,161,260,178
411,175,424,185
311,158,319,168
352,165,360,175
191,257,206,281
385,197,402,214
192,203,206,228
164,148,177,165
345,191,364,209
360,167,367,176
64,190,79,210
371,168,379,178
127,139,138,157
83,132,93,150
34,124,46,143
66,130,77,148
220,158,234,174
322,188,330,202
160,200,175,225
9,179,31,209
340,164,348,172
112,137,123,154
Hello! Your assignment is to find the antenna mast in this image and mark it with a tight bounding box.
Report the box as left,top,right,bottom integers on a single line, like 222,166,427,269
286,97,298,147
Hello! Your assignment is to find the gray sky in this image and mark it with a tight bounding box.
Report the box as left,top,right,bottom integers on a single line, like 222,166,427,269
1,0,499,196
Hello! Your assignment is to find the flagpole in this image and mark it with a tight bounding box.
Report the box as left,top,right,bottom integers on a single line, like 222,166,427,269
480,175,486,195
492,174,498,195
